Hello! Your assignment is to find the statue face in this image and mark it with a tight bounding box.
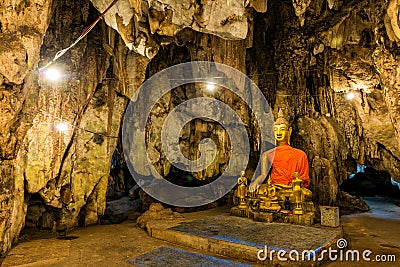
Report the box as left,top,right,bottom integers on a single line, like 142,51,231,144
273,123,290,144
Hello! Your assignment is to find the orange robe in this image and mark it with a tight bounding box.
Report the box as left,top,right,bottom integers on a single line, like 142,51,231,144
267,144,310,188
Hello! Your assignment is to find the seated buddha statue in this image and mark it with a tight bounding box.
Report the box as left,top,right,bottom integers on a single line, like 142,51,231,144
249,112,312,203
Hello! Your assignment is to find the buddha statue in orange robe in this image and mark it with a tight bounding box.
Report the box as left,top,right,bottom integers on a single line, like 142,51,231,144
249,115,311,194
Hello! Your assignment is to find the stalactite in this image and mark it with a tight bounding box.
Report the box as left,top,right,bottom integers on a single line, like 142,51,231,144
291,0,311,26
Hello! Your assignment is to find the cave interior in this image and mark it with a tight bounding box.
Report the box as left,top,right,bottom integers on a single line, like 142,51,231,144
0,0,400,264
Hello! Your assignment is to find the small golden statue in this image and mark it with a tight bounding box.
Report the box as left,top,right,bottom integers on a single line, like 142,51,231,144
266,178,278,201
292,172,304,215
236,171,248,209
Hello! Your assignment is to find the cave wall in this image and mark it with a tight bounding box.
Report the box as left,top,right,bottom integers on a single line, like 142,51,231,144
0,0,149,255
131,0,400,206
0,0,54,254
90,0,262,57
0,0,400,256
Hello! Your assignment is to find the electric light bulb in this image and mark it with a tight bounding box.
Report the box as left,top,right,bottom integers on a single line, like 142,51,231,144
45,68,61,81
346,92,357,100
206,82,216,91
55,122,69,132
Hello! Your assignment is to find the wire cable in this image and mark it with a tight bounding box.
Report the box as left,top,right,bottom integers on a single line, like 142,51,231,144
39,0,120,71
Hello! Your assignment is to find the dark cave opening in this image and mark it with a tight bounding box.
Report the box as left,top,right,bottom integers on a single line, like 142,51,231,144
19,193,60,241
107,149,136,200
338,166,400,217
102,147,142,225
341,166,400,200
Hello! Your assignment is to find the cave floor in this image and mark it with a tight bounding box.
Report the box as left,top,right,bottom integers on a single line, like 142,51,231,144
2,200,400,267
324,197,400,267
2,208,260,267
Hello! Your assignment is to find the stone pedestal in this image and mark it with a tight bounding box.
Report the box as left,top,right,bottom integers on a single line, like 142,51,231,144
253,212,273,222
273,212,314,225
230,207,273,223
320,206,340,227
230,206,250,218
289,212,314,225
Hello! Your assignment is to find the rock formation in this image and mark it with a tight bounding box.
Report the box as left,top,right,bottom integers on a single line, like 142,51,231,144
0,0,399,256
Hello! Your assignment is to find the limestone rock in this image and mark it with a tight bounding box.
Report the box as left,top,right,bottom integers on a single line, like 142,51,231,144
385,0,400,42
90,0,266,58
250,0,268,13
136,203,183,229
105,196,141,215
291,0,311,26
335,191,370,214
372,47,400,152
101,197,141,224
39,212,55,229
0,0,54,255
0,0,53,84
25,205,46,227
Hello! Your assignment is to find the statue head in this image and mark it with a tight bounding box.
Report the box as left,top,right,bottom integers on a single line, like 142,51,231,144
273,109,292,146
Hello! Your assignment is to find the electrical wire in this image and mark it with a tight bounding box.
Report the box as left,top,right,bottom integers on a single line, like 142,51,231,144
39,0,120,71
100,77,351,97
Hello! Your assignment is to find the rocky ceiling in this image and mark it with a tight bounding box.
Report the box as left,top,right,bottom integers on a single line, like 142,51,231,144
0,0,400,257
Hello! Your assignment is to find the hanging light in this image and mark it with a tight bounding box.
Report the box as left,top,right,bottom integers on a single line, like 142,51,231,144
345,91,357,100
206,82,216,91
55,122,69,132
45,68,61,81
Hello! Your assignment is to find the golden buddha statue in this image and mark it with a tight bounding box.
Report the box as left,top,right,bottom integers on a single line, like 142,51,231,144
250,112,312,200
232,111,315,224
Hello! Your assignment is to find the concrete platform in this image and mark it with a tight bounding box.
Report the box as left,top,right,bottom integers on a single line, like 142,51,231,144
146,212,341,266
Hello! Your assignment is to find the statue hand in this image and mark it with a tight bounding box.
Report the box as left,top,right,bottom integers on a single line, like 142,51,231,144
248,182,258,192
248,175,265,192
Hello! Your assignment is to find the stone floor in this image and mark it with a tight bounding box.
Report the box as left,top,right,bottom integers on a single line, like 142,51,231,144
2,199,399,266
324,197,400,267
